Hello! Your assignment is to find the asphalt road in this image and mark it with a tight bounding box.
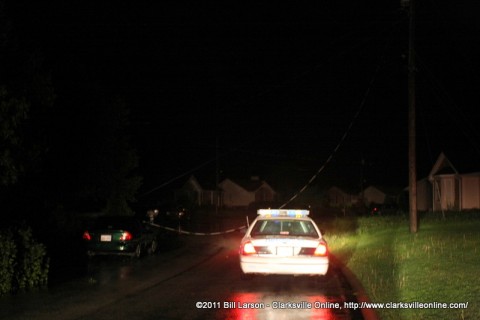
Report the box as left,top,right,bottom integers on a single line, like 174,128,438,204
0,232,363,320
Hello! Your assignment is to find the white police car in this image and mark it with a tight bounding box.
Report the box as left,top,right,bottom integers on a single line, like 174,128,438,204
239,209,329,276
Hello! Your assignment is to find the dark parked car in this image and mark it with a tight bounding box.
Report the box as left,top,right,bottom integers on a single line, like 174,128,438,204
82,216,158,258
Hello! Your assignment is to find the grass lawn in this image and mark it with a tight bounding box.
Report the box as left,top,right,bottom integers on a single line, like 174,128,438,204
323,212,480,320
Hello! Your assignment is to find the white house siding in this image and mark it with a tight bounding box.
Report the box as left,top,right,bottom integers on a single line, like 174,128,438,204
219,179,254,207
363,186,386,206
461,175,480,209
327,187,358,207
255,186,274,202
414,153,480,212
433,176,460,211
200,190,222,206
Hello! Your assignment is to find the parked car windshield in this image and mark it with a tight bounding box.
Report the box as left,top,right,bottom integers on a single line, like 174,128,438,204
251,219,319,238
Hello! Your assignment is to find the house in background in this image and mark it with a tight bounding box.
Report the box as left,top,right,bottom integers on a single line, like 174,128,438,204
174,175,223,207
219,176,277,208
327,186,360,207
327,185,403,209
460,172,480,209
361,185,403,206
415,152,480,212
174,175,277,209
327,152,480,212
362,186,385,206
428,152,460,211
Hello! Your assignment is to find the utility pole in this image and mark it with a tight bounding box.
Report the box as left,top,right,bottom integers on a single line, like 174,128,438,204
407,0,418,233
215,137,219,217
360,157,365,205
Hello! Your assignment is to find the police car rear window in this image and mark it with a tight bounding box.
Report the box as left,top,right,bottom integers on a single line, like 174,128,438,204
251,219,318,237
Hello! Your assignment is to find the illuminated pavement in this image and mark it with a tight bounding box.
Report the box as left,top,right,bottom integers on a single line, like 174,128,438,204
0,232,363,320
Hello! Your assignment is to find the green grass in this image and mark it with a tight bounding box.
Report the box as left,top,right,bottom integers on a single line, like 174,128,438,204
325,212,480,320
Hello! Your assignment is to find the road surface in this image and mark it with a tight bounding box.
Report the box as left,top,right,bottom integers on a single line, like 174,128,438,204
0,232,363,320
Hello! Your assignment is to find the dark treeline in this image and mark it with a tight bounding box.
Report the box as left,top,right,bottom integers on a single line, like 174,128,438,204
1,1,142,233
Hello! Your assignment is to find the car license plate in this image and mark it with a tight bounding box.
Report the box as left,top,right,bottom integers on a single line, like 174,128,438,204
100,234,112,242
276,246,293,256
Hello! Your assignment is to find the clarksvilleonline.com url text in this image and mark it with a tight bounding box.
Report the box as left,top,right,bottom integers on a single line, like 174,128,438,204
196,301,468,310
345,301,469,310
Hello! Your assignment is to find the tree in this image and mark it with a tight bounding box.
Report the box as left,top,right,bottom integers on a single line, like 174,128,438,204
61,96,142,215
0,1,55,189
0,86,29,185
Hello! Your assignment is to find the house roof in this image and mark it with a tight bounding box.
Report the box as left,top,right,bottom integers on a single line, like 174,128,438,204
424,150,480,177
222,177,275,193
327,186,358,195
362,185,403,196
429,152,459,180
328,186,358,196
182,175,218,191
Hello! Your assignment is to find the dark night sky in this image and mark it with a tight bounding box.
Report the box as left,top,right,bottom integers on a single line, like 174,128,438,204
6,1,480,197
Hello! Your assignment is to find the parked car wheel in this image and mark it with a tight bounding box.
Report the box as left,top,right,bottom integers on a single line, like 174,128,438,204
149,240,158,254
132,244,142,258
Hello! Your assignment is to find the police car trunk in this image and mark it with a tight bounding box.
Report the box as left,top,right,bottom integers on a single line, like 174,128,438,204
239,209,329,276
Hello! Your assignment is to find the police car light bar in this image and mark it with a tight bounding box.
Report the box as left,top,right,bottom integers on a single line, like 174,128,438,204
257,209,309,217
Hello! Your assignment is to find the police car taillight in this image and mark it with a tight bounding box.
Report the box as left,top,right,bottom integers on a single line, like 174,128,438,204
242,241,257,255
314,242,328,256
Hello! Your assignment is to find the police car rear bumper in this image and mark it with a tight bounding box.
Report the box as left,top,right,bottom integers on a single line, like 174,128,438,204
240,256,329,275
